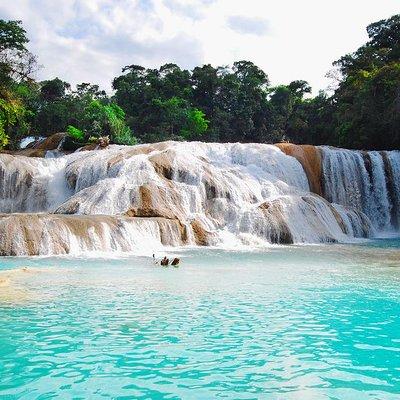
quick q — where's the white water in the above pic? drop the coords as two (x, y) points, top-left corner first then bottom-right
(387, 151), (400, 229)
(0, 154), (71, 213)
(321, 147), (400, 232)
(1, 142), (398, 255)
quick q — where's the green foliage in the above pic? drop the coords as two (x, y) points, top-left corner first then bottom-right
(66, 125), (84, 142)
(145, 96), (208, 141)
(332, 62), (400, 149)
(1, 16), (400, 151)
(105, 103), (137, 145)
(40, 78), (69, 101)
(181, 109), (209, 140)
(0, 20), (28, 52)
(28, 81), (136, 146)
(113, 61), (273, 143)
(326, 14), (400, 149)
(0, 102), (10, 148)
(0, 19), (36, 84)
(0, 19), (36, 149)
(88, 136), (98, 143)
(111, 123), (137, 145)
(0, 94), (28, 149)
(83, 100), (107, 137)
(79, 99), (136, 145)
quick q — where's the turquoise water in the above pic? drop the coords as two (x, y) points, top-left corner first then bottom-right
(1, 241), (400, 399)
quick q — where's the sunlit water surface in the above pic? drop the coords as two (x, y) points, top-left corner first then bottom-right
(1, 240), (400, 399)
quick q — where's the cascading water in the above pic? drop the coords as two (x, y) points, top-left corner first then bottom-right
(1, 141), (395, 255)
(0, 154), (71, 213)
(386, 151), (400, 229)
(321, 147), (400, 232)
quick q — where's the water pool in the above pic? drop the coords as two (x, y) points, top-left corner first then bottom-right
(1, 241), (400, 399)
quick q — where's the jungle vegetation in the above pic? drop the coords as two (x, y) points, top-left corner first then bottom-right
(0, 15), (399, 150)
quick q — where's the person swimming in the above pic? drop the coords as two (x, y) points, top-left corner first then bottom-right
(171, 258), (180, 267)
(160, 256), (169, 266)
(153, 255), (180, 267)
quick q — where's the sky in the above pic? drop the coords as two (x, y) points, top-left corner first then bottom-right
(1, 0), (399, 93)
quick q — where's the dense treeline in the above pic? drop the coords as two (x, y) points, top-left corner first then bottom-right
(0, 15), (399, 150)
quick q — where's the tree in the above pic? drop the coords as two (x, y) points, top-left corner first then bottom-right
(367, 14), (400, 62)
(147, 97), (208, 141)
(0, 19), (37, 149)
(0, 97), (27, 148)
(0, 20), (37, 84)
(190, 64), (220, 140)
(40, 78), (70, 101)
(2, 15), (400, 151)
(268, 80), (312, 142)
(333, 64), (400, 149)
(209, 61), (272, 142)
(181, 109), (209, 140)
(67, 99), (136, 145)
(329, 14), (400, 149)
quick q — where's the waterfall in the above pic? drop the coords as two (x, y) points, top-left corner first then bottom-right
(0, 154), (71, 213)
(2, 141), (397, 255)
(386, 151), (400, 229)
(320, 147), (400, 232)
(0, 214), (185, 256)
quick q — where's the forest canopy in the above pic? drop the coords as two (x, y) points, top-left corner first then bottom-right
(0, 15), (399, 150)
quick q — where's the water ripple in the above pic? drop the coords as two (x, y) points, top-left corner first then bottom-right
(1, 245), (400, 398)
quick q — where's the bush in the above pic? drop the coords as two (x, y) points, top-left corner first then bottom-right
(73, 100), (137, 145)
(112, 127), (137, 145)
(88, 136), (98, 143)
(108, 116), (137, 145)
(67, 125), (84, 142)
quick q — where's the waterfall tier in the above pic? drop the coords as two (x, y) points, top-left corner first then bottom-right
(0, 140), (398, 256)
(321, 147), (400, 231)
(0, 214), (187, 256)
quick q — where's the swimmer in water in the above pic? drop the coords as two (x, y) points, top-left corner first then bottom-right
(171, 258), (180, 267)
(160, 256), (169, 266)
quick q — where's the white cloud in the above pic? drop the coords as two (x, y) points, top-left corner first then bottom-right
(163, 0), (208, 20)
(0, 0), (399, 93)
(227, 15), (269, 35)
